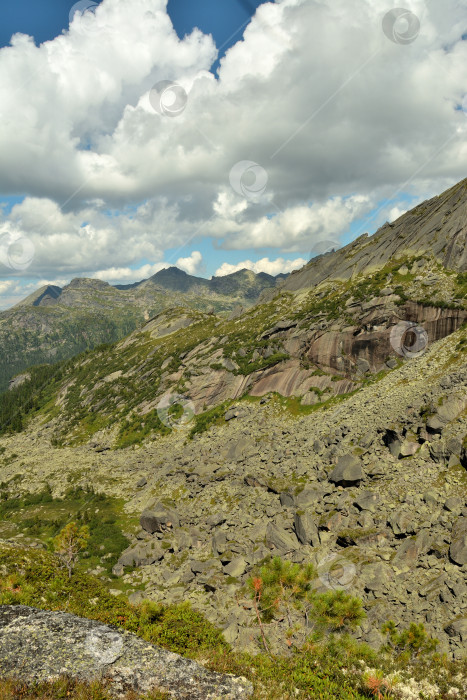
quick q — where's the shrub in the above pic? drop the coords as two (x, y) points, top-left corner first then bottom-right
(53, 522), (90, 578)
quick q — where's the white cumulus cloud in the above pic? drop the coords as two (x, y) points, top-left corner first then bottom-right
(0, 0), (466, 293)
(215, 256), (307, 278)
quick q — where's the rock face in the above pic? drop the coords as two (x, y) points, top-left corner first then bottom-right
(0, 605), (252, 699)
(280, 177), (467, 294)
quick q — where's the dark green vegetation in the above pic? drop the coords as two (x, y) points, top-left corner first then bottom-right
(0, 486), (131, 576)
(0, 363), (63, 433)
(0, 308), (138, 393)
(0, 545), (465, 699)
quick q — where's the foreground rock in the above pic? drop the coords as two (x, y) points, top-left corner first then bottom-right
(0, 606), (252, 699)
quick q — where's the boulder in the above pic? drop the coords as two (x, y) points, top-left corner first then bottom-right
(223, 557), (247, 578)
(328, 455), (364, 485)
(399, 440), (419, 457)
(118, 542), (164, 568)
(279, 492), (295, 507)
(0, 606), (252, 699)
(444, 497), (464, 514)
(354, 491), (380, 512)
(140, 504), (180, 534)
(450, 517), (467, 566)
(444, 618), (467, 640)
(357, 358), (370, 374)
(293, 512), (320, 547)
(427, 396), (467, 433)
(265, 523), (299, 552)
(388, 510), (416, 536)
(295, 487), (323, 507)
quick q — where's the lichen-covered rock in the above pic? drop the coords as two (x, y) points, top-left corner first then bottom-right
(328, 455), (364, 485)
(450, 517), (467, 566)
(0, 605), (253, 699)
(140, 504), (180, 533)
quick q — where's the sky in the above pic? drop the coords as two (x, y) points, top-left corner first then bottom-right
(0, 0), (467, 308)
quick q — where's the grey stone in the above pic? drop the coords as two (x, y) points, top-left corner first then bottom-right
(354, 491), (380, 512)
(295, 487), (323, 507)
(118, 542), (164, 568)
(279, 492), (295, 507)
(444, 497), (463, 514)
(357, 358), (370, 374)
(0, 606), (252, 699)
(450, 517), (467, 566)
(328, 455), (364, 485)
(444, 618), (467, 640)
(388, 509), (416, 536)
(136, 477), (147, 488)
(265, 523), (299, 551)
(212, 531), (227, 556)
(223, 557), (247, 577)
(140, 505), (180, 534)
(293, 512), (320, 547)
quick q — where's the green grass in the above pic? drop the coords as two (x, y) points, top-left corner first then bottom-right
(0, 486), (132, 577)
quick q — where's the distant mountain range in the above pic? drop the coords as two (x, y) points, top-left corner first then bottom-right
(0, 267), (285, 392)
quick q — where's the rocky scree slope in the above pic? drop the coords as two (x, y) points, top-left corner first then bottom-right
(0, 267), (280, 393)
(1, 324), (466, 659)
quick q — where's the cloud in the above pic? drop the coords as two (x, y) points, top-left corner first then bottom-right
(215, 256), (307, 277)
(92, 262), (169, 284)
(176, 250), (204, 275)
(0, 280), (14, 294)
(90, 251), (203, 284)
(0, 0), (466, 284)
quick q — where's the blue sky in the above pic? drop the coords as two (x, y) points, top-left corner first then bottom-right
(0, 0), (465, 307)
